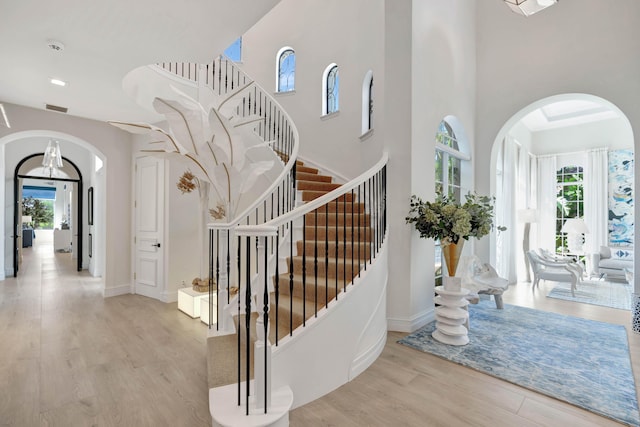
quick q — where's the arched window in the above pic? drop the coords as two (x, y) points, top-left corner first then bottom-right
(434, 119), (469, 286)
(276, 47), (295, 92)
(435, 121), (462, 200)
(361, 71), (373, 134)
(322, 63), (339, 115)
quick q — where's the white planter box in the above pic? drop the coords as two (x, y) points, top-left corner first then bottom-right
(178, 287), (209, 318)
(200, 295), (218, 326)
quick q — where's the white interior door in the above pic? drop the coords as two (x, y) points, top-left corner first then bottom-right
(135, 156), (165, 300)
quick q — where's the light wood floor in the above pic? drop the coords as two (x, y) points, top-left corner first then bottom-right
(0, 231), (211, 426)
(2, 234), (637, 426)
(291, 281), (640, 427)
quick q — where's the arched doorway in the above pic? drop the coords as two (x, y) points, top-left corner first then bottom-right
(490, 93), (634, 283)
(1, 130), (106, 283)
(13, 154), (83, 275)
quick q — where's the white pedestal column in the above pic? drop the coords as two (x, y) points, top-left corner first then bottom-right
(433, 285), (470, 346)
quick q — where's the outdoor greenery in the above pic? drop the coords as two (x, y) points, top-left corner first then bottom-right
(556, 166), (584, 254)
(22, 197), (54, 229)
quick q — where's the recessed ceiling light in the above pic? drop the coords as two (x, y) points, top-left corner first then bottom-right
(50, 78), (67, 87)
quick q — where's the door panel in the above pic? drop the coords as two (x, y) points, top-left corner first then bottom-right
(135, 156), (164, 300)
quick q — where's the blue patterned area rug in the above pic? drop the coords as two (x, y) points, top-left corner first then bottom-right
(547, 279), (632, 310)
(398, 301), (640, 426)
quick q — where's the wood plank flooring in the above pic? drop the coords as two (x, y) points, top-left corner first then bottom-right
(2, 233), (637, 426)
(0, 231), (211, 426)
(290, 280), (639, 426)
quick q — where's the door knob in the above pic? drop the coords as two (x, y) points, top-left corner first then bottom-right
(152, 243), (161, 248)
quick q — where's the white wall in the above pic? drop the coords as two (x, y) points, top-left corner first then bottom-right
(531, 117), (633, 155)
(166, 155), (201, 299)
(0, 103), (130, 293)
(240, 0), (386, 178)
(237, 0), (478, 332)
(476, 0), (640, 271)
(404, 0), (478, 331)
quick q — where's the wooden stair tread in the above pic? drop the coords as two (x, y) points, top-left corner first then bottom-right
(297, 171), (332, 182)
(297, 165), (319, 174)
(302, 191), (355, 202)
(297, 181), (342, 191)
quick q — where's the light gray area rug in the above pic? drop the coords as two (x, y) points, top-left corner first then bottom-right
(398, 301), (640, 426)
(547, 279), (632, 310)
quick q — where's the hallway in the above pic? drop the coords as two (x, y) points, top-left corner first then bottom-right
(0, 231), (211, 426)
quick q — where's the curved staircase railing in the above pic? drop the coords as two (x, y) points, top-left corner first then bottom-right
(218, 152), (388, 419)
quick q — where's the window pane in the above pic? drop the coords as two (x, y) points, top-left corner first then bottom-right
(436, 120), (459, 150)
(435, 243), (442, 286)
(327, 66), (339, 113)
(278, 49), (295, 92)
(555, 165), (584, 254)
(224, 37), (242, 62)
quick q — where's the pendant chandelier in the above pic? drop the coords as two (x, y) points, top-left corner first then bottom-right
(42, 139), (63, 178)
(504, 0), (558, 17)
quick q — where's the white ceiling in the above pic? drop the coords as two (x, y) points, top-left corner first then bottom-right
(520, 99), (621, 132)
(0, 0), (281, 124)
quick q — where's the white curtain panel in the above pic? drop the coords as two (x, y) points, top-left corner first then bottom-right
(529, 155), (538, 247)
(536, 155), (558, 252)
(584, 148), (609, 254)
(516, 145), (530, 281)
(496, 137), (518, 283)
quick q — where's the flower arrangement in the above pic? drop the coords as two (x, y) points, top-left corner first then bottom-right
(406, 192), (503, 246)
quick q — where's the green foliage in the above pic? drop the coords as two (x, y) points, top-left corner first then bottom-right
(555, 168), (584, 253)
(22, 197), (54, 229)
(406, 192), (505, 245)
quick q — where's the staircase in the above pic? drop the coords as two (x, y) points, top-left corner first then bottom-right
(207, 154), (388, 425)
(145, 53), (388, 426)
(276, 161), (370, 325)
(209, 158), (371, 368)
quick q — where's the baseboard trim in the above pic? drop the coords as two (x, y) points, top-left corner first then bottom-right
(349, 329), (387, 380)
(103, 284), (131, 298)
(387, 307), (435, 333)
(162, 289), (178, 303)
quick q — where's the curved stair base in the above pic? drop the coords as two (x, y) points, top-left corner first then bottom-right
(210, 382), (293, 427)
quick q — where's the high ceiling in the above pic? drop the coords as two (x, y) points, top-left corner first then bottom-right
(0, 0), (280, 125)
(520, 99), (621, 132)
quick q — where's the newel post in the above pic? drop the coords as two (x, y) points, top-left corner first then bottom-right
(211, 226), (234, 333)
(236, 224), (278, 413)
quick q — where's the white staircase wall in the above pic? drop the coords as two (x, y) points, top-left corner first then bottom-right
(270, 239), (388, 409)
